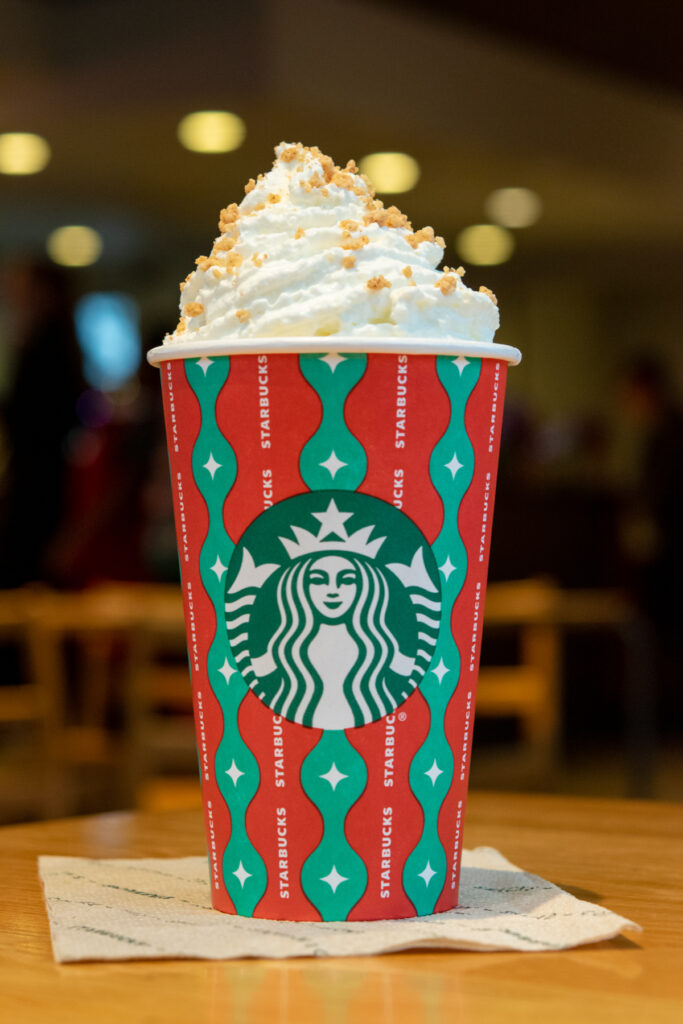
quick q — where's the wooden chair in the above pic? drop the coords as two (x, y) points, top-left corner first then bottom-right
(0, 582), (196, 820)
(85, 583), (197, 810)
(475, 578), (562, 786)
(19, 587), (144, 816)
(0, 587), (65, 820)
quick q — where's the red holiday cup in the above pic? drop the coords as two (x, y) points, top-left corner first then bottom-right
(147, 336), (521, 921)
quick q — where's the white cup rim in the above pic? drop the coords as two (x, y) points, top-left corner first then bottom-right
(147, 337), (522, 366)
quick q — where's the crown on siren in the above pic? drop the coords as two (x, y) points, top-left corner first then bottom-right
(278, 498), (385, 561)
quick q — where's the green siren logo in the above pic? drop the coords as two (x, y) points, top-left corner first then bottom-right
(225, 491), (442, 729)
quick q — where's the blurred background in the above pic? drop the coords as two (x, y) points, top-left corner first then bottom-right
(1, 0), (681, 821)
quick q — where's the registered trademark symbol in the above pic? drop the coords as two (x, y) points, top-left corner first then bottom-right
(398, 711), (407, 722)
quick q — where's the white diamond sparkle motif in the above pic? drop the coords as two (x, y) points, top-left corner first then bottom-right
(197, 357), (214, 375)
(319, 763), (348, 791)
(452, 355), (470, 375)
(211, 555), (228, 580)
(203, 453), (221, 479)
(319, 451), (347, 479)
(425, 759), (444, 785)
(320, 353), (347, 373)
(226, 760), (245, 785)
(232, 861), (252, 887)
(439, 556), (456, 581)
(320, 866), (348, 894)
(418, 861), (437, 886)
(218, 658), (236, 684)
(432, 658), (449, 684)
(445, 451), (464, 478)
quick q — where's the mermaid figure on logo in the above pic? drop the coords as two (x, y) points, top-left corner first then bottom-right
(226, 498), (441, 729)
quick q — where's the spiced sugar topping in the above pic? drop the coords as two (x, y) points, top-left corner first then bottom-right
(366, 275), (392, 291)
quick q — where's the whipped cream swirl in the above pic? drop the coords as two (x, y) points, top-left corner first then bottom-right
(165, 142), (499, 344)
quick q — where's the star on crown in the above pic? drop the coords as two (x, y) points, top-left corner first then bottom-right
(279, 499), (385, 561)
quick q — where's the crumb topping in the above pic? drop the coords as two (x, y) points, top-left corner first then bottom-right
(435, 274), (459, 296)
(402, 266), (413, 278)
(224, 252), (243, 273)
(367, 275), (392, 291)
(244, 178), (256, 194)
(295, 227), (305, 239)
(407, 226), (437, 250)
(341, 235), (370, 251)
(236, 309), (251, 322)
(479, 285), (498, 305)
(218, 203), (239, 232)
(214, 236), (238, 252)
(332, 170), (356, 190)
(320, 155), (335, 182)
(301, 172), (324, 193)
(342, 254), (356, 269)
(197, 254), (230, 273)
(268, 193), (281, 204)
(184, 302), (204, 317)
(364, 202), (411, 230)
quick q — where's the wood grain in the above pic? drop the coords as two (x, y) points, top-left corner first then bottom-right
(0, 792), (681, 1024)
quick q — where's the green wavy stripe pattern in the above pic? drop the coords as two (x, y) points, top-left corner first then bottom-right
(298, 351), (368, 919)
(298, 353), (367, 491)
(187, 355), (267, 915)
(300, 731), (368, 919)
(402, 355), (481, 915)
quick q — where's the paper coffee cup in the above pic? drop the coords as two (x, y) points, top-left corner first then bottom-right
(148, 338), (520, 921)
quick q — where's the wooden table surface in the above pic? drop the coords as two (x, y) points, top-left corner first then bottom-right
(1, 791), (681, 1024)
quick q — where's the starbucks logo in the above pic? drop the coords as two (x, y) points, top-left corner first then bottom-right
(225, 491), (441, 730)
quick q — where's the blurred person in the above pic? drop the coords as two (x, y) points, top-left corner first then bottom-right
(53, 323), (177, 586)
(0, 259), (85, 587)
(617, 355), (683, 617)
(489, 401), (619, 588)
(617, 354), (683, 727)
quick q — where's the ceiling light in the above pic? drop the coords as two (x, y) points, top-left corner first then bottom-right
(455, 224), (515, 266)
(47, 226), (103, 267)
(177, 111), (246, 153)
(0, 132), (51, 175)
(358, 152), (420, 193)
(484, 187), (542, 228)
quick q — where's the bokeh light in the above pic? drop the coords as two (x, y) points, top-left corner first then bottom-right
(485, 187), (542, 228)
(455, 224), (515, 265)
(177, 111), (246, 153)
(358, 152), (420, 193)
(46, 225), (103, 267)
(75, 292), (142, 391)
(0, 132), (51, 175)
